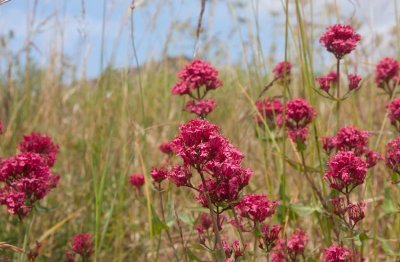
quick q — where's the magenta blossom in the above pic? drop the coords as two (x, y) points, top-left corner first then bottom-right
(329, 197), (347, 216)
(387, 98), (400, 131)
(70, 233), (93, 258)
(288, 127), (309, 144)
(236, 194), (278, 222)
(159, 141), (175, 155)
(18, 132), (59, 167)
(347, 202), (366, 225)
(168, 165), (192, 187)
(320, 24), (361, 59)
(347, 74), (362, 91)
(260, 224), (282, 251)
(129, 174), (145, 188)
(280, 98), (316, 130)
(287, 229), (308, 259)
(273, 61), (292, 80)
(324, 151), (368, 192)
(385, 137), (400, 174)
(150, 167), (168, 184)
(185, 99), (217, 117)
(0, 152), (59, 218)
(375, 57), (399, 89)
(316, 71), (338, 93)
(324, 244), (354, 262)
(255, 97), (283, 128)
(171, 59), (222, 95)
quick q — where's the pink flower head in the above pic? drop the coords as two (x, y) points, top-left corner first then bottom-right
(185, 99), (217, 117)
(365, 150), (382, 168)
(159, 141), (175, 155)
(65, 249), (75, 262)
(0, 152), (59, 218)
(255, 97), (283, 128)
(260, 224), (282, 251)
(199, 212), (212, 230)
(273, 61), (292, 80)
(322, 136), (337, 155)
(70, 233), (93, 257)
(375, 57), (399, 89)
(387, 98), (400, 131)
(280, 98), (316, 130)
(150, 167), (168, 184)
(316, 71), (338, 93)
(334, 126), (370, 155)
(168, 165), (192, 187)
(288, 127), (309, 145)
(320, 24), (361, 59)
(329, 197), (347, 215)
(171, 59), (222, 95)
(236, 194), (278, 222)
(18, 132), (59, 167)
(0, 121), (3, 135)
(385, 137), (400, 174)
(324, 244), (353, 262)
(324, 151), (368, 191)
(347, 74), (362, 91)
(232, 240), (246, 259)
(129, 174), (145, 188)
(287, 229), (308, 258)
(347, 202), (366, 224)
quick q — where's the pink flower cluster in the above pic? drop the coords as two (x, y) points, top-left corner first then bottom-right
(185, 99), (216, 117)
(259, 224), (282, 252)
(66, 233), (93, 261)
(375, 57), (399, 91)
(235, 194), (278, 222)
(329, 197), (366, 226)
(279, 98), (316, 145)
(319, 24), (361, 59)
(223, 239), (246, 260)
(0, 120), (3, 135)
(150, 167), (168, 184)
(168, 118), (252, 206)
(0, 152), (60, 218)
(18, 132), (59, 167)
(129, 173), (145, 189)
(322, 126), (381, 167)
(347, 74), (362, 91)
(255, 97), (283, 128)
(172, 60), (222, 117)
(387, 98), (400, 131)
(159, 140), (176, 155)
(316, 71), (338, 93)
(271, 229), (308, 261)
(323, 244), (354, 262)
(273, 61), (292, 80)
(324, 151), (367, 192)
(385, 137), (400, 175)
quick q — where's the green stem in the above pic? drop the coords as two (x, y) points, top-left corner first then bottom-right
(336, 59), (341, 131)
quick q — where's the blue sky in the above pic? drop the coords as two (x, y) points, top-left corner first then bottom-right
(0, 0), (398, 78)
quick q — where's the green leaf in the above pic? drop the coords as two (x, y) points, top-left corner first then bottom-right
(290, 204), (321, 216)
(177, 212), (195, 225)
(151, 205), (168, 236)
(383, 189), (397, 215)
(186, 248), (202, 261)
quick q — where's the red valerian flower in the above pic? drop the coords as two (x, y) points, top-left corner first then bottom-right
(159, 141), (175, 155)
(323, 244), (354, 262)
(231, 240), (246, 259)
(70, 233), (93, 258)
(236, 194), (278, 222)
(288, 127), (309, 145)
(346, 202), (366, 225)
(255, 97), (283, 128)
(385, 137), (400, 174)
(150, 167), (168, 184)
(273, 61), (292, 80)
(347, 74), (362, 91)
(0, 152), (59, 218)
(387, 98), (400, 131)
(0, 120), (3, 135)
(319, 24), (361, 59)
(324, 151), (368, 192)
(260, 224), (282, 251)
(185, 99), (217, 117)
(287, 229), (308, 259)
(168, 165), (192, 187)
(65, 249), (75, 262)
(129, 174), (145, 188)
(171, 59), (222, 95)
(329, 197), (347, 216)
(375, 57), (399, 89)
(280, 98), (317, 130)
(18, 132), (59, 167)
(365, 150), (383, 168)
(271, 239), (286, 262)
(316, 71), (338, 93)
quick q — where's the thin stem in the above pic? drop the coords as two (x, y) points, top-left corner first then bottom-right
(230, 205), (245, 248)
(197, 168), (226, 261)
(336, 59), (341, 131)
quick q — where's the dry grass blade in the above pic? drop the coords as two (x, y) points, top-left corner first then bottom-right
(0, 242), (25, 254)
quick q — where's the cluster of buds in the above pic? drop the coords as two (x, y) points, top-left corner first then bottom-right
(375, 57), (399, 96)
(65, 233), (93, 262)
(171, 59), (222, 118)
(270, 229), (308, 261)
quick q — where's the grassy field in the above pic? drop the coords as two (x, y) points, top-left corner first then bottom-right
(0, 0), (400, 261)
